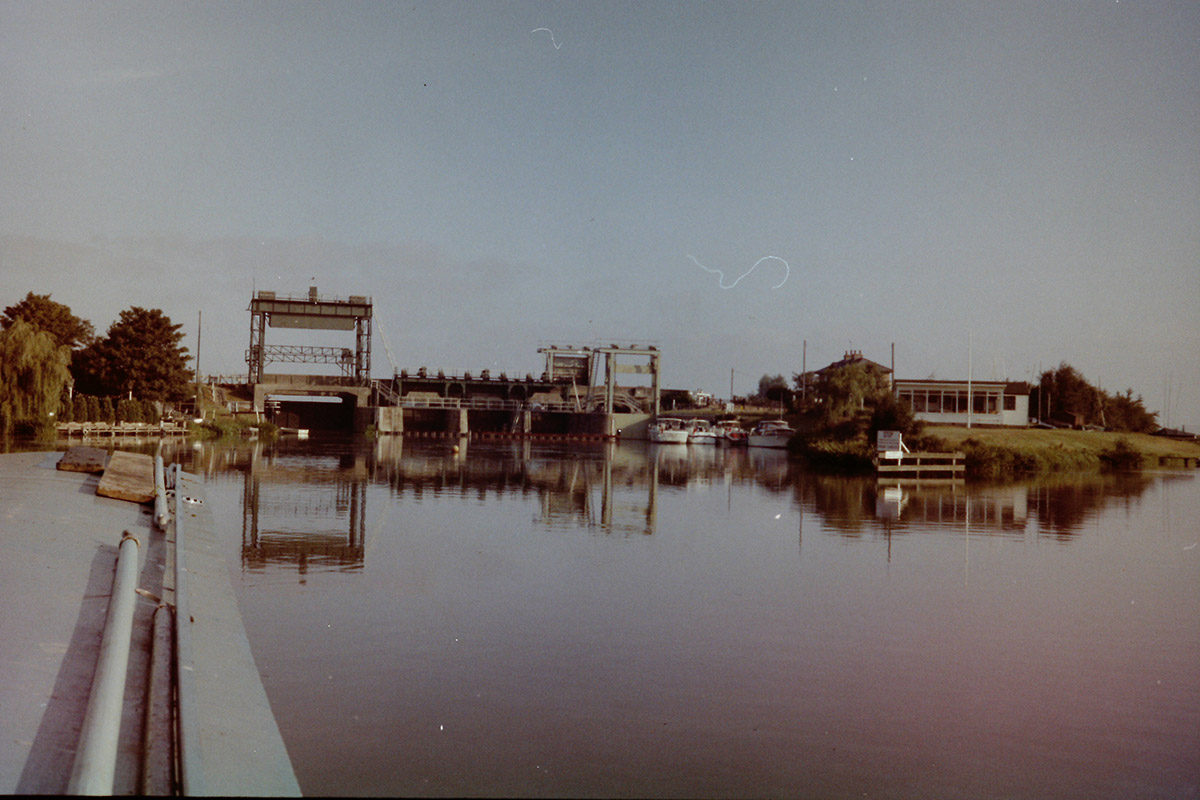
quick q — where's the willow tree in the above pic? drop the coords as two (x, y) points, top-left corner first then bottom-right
(0, 319), (72, 435)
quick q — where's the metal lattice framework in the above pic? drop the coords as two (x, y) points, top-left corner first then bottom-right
(247, 289), (372, 384)
(245, 345), (357, 377)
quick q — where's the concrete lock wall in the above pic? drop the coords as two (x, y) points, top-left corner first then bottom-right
(371, 407), (403, 434)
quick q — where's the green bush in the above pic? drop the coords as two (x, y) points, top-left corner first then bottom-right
(1099, 438), (1143, 471)
(789, 435), (875, 472)
(195, 415), (278, 440)
(960, 438), (1097, 479)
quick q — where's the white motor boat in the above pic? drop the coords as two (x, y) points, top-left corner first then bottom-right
(712, 419), (748, 445)
(648, 417), (690, 444)
(747, 419), (795, 449)
(687, 419), (720, 445)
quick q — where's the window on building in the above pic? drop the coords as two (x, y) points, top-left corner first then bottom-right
(1004, 394), (1016, 411)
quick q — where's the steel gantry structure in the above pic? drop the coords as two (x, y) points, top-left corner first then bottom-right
(247, 287), (372, 384)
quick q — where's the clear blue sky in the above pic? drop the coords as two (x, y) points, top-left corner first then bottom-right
(2, 1), (1197, 429)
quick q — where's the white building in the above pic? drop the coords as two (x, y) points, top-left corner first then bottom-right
(895, 379), (1031, 427)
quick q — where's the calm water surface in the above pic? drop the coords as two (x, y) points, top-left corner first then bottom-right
(108, 437), (1200, 796)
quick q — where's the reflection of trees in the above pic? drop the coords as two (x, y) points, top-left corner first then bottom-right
(1027, 472), (1155, 539)
(808, 472), (1156, 543)
(799, 475), (879, 536)
(187, 435), (1160, 551)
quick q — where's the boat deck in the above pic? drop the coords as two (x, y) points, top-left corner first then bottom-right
(0, 451), (299, 795)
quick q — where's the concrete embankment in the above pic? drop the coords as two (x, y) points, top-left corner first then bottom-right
(0, 450), (300, 795)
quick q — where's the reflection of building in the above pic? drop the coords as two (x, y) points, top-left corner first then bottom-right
(241, 448), (367, 577)
(895, 379), (1030, 427)
(874, 483), (1028, 532)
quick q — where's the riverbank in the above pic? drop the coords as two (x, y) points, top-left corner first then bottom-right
(926, 426), (1200, 478)
(788, 424), (1200, 480)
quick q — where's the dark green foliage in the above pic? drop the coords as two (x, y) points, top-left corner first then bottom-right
(1104, 390), (1157, 434)
(788, 436), (875, 472)
(116, 397), (142, 423)
(73, 307), (191, 401)
(1033, 362), (1157, 432)
(73, 394), (88, 421)
(86, 395), (100, 422)
(2, 292), (94, 350)
(100, 397), (115, 424)
(811, 362), (892, 423)
(0, 319), (73, 435)
(58, 392), (73, 422)
(867, 393), (923, 444)
(140, 399), (160, 423)
(1099, 438), (1143, 471)
(753, 374), (792, 407)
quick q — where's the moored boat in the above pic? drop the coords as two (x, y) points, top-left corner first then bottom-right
(747, 419), (795, 449)
(687, 419), (720, 445)
(648, 417), (690, 444)
(712, 419), (748, 445)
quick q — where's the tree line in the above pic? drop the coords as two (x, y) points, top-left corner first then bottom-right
(0, 292), (192, 435)
(746, 359), (1158, 435)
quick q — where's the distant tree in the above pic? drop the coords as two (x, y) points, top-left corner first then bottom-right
(58, 390), (74, 422)
(86, 395), (100, 422)
(100, 397), (115, 424)
(74, 307), (191, 401)
(73, 393), (88, 422)
(815, 361), (892, 422)
(1036, 363), (1099, 425)
(757, 374), (788, 398)
(867, 392), (922, 444)
(140, 398), (160, 423)
(0, 320), (73, 435)
(1034, 363), (1156, 431)
(1104, 389), (1157, 433)
(2, 292), (94, 350)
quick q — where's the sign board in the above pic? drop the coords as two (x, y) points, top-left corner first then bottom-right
(269, 314), (356, 330)
(876, 430), (903, 452)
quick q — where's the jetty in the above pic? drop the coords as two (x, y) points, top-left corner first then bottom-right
(0, 448), (300, 795)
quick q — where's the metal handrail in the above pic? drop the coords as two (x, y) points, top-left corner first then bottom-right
(66, 531), (141, 795)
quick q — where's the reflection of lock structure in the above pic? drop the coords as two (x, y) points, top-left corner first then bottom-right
(241, 451), (368, 579)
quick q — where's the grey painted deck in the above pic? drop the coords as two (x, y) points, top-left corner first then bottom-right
(0, 451), (300, 795)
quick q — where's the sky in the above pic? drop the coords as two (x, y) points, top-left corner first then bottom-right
(2, 1), (1198, 429)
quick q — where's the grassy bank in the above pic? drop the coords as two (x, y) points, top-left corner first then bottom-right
(924, 426), (1200, 479)
(787, 423), (1200, 480)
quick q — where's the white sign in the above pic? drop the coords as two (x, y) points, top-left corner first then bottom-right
(876, 430), (903, 452)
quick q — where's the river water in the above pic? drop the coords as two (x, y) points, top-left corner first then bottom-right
(27, 435), (1200, 797)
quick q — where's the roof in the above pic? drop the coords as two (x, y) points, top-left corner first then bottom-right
(895, 378), (1031, 395)
(814, 351), (892, 375)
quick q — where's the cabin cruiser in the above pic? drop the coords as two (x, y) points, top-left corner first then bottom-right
(687, 419), (720, 445)
(712, 419), (748, 444)
(647, 417), (690, 444)
(747, 419), (795, 449)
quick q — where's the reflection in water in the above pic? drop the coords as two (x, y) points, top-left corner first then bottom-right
(76, 435), (1197, 798)
(177, 436), (1173, 581)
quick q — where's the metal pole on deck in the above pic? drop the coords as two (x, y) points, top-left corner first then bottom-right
(67, 532), (141, 795)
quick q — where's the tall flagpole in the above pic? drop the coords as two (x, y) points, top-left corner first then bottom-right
(967, 331), (973, 429)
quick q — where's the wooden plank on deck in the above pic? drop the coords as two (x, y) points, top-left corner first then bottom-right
(56, 446), (109, 473)
(96, 451), (156, 503)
